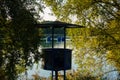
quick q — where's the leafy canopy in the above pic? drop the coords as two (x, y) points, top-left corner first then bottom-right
(0, 0), (44, 79)
(42, 0), (120, 78)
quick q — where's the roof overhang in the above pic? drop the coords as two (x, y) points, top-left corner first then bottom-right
(35, 21), (85, 28)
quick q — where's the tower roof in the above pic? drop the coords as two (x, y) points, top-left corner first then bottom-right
(35, 21), (84, 28)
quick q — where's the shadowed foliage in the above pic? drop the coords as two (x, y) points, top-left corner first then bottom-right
(0, 0), (44, 79)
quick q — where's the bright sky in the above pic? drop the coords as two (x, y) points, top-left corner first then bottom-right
(41, 7), (57, 21)
(40, 7), (77, 23)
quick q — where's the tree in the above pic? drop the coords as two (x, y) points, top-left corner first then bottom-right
(42, 0), (120, 78)
(0, 0), (43, 79)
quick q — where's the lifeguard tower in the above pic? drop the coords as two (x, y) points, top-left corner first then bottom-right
(36, 21), (84, 80)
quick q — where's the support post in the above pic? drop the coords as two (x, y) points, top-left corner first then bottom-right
(55, 71), (58, 80)
(51, 71), (53, 80)
(64, 70), (66, 80)
(51, 27), (54, 80)
(64, 27), (66, 80)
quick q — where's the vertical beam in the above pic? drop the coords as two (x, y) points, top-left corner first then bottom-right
(64, 70), (66, 80)
(51, 26), (54, 80)
(55, 71), (58, 80)
(52, 71), (53, 80)
(64, 27), (66, 80)
(64, 27), (66, 49)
